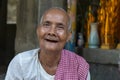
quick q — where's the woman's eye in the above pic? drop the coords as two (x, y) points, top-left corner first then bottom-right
(43, 23), (50, 27)
(57, 25), (64, 30)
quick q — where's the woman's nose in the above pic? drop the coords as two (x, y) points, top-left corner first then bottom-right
(48, 25), (56, 35)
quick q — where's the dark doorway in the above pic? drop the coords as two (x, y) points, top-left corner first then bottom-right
(0, 0), (16, 74)
(0, 0), (8, 67)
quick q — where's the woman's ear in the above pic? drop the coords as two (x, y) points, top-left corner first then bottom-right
(67, 32), (72, 42)
(36, 26), (40, 37)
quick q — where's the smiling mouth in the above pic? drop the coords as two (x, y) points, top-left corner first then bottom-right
(45, 39), (58, 43)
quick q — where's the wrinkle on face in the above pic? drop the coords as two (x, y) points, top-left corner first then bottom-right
(37, 8), (71, 52)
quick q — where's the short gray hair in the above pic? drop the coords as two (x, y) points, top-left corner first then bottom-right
(39, 7), (71, 31)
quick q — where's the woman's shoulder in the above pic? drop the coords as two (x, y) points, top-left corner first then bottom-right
(62, 49), (89, 65)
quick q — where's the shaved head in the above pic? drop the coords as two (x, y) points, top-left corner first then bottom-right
(39, 7), (71, 31)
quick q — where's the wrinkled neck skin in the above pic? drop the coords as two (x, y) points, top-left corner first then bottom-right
(39, 49), (62, 68)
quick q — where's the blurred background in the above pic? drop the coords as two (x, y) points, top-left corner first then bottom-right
(0, 0), (120, 80)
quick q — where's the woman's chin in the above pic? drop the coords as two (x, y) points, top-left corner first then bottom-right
(43, 46), (61, 52)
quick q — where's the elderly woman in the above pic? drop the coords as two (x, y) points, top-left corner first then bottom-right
(5, 7), (90, 80)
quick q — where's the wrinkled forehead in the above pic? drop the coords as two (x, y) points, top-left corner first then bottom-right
(42, 8), (69, 23)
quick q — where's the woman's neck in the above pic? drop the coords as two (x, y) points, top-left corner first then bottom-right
(39, 50), (61, 68)
(38, 50), (61, 75)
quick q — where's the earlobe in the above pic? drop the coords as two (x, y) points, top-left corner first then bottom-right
(36, 28), (38, 35)
(36, 27), (40, 36)
(67, 32), (72, 42)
